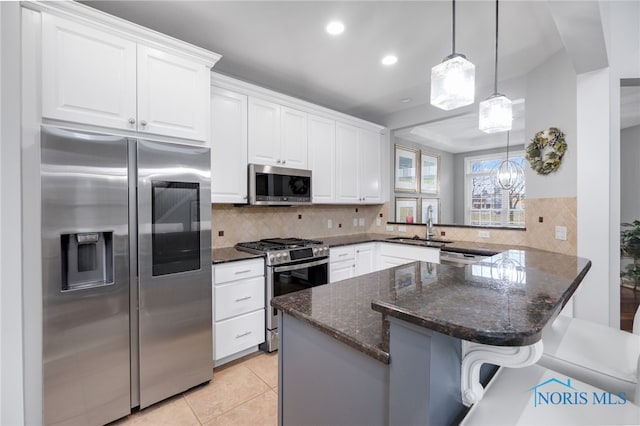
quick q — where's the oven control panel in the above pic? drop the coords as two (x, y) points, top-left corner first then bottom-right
(266, 245), (329, 266)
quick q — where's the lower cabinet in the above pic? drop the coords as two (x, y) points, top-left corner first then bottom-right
(213, 258), (265, 365)
(331, 242), (440, 283)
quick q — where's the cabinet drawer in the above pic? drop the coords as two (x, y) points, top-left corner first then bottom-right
(214, 258), (264, 284)
(330, 245), (355, 263)
(215, 276), (265, 321)
(215, 310), (265, 361)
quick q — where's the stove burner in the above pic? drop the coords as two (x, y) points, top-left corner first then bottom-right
(235, 237), (329, 266)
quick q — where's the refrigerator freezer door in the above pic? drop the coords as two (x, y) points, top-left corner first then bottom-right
(41, 126), (131, 425)
(136, 139), (212, 408)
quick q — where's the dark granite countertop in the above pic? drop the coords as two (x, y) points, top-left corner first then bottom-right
(271, 248), (591, 364)
(212, 247), (262, 264)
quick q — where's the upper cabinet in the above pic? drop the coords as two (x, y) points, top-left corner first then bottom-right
(211, 87), (248, 203)
(309, 114), (336, 203)
(40, 11), (217, 143)
(335, 123), (382, 204)
(211, 73), (384, 205)
(248, 97), (308, 169)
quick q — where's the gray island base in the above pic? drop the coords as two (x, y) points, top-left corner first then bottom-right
(272, 250), (592, 425)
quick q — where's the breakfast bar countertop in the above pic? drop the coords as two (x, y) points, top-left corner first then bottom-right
(271, 248), (591, 364)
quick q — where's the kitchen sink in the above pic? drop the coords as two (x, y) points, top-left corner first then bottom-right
(387, 236), (453, 244)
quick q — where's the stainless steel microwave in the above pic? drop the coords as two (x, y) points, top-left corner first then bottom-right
(248, 164), (312, 206)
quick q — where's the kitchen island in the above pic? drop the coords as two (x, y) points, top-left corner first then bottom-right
(271, 248), (591, 425)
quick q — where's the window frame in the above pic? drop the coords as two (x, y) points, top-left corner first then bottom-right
(463, 151), (526, 227)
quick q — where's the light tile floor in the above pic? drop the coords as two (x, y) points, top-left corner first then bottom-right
(114, 352), (278, 426)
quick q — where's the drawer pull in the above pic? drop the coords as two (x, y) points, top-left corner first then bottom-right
(338, 253), (348, 257)
(234, 269), (252, 274)
(235, 331), (252, 339)
(235, 296), (252, 302)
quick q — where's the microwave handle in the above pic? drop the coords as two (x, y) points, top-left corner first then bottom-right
(273, 257), (329, 273)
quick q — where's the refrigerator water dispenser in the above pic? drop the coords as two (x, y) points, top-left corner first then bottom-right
(61, 231), (114, 290)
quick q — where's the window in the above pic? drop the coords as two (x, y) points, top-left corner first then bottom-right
(464, 152), (525, 227)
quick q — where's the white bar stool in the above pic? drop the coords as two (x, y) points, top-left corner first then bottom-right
(460, 363), (640, 425)
(537, 308), (640, 401)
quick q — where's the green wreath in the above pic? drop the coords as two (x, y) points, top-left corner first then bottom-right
(525, 127), (567, 175)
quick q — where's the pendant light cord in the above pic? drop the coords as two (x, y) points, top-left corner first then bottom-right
(451, 0), (456, 55)
(505, 131), (510, 161)
(493, 0), (499, 94)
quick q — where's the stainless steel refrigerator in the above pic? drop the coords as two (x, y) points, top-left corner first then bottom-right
(41, 126), (212, 425)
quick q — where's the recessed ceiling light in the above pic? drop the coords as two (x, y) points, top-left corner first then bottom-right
(400, 98), (412, 103)
(326, 21), (345, 35)
(381, 55), (398, 66)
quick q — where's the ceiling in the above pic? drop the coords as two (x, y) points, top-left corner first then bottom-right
(394, 98), (526, 153)
(82, 1), (566, 125)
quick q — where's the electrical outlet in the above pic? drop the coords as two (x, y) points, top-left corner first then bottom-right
(386, 225), (394, 232)
(353, 218), (358, 227)
(358, 218), (365, 227)
(376, 218), (382, 226)
(478, 230), (490, 239)
(328, 219), (333, 229)
(398, 225), (407, 233)
(555, 226), (567, 241)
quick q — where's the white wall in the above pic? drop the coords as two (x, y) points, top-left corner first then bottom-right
(1, 2), (25, 425)
(620, 125), (640, 223)
(524, 49), (577, 199)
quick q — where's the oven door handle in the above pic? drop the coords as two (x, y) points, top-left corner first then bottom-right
(273, 257), (329, 273)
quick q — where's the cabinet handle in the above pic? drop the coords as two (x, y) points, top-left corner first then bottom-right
(338, 253), (348, 257)
(235, 296), (252, 302)
(276, 159), (281, 164)
(234, 269), (252, 274)
(282, 160), (286, 164)
(236, 331), (252, 339)
(140, 120), (147, 127)
(128, 118), (135, 125)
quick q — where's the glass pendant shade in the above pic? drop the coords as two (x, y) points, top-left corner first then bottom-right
(495, 158), (523, 190)
(479, 93), (512, 133)
(430, 54), (476, 110)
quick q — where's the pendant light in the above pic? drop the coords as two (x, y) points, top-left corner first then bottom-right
(479, 0), (512, 133)
(495, 132), (523, 190)
(430, 0), (475, 110)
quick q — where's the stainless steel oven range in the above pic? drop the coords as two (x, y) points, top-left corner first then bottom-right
(235, 238), (329, 352)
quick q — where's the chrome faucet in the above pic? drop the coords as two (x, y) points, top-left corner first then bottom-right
(425, 205), (434, 240)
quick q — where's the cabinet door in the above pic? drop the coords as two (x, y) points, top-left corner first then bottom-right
(280, 106), (308, 169)
(355, 244), (376, 276)
(330, 259), (355, 283)
(358, 128), (382, 203)
(137, 45), (210, 142)
(211, 87), (248, 203)
(335, 123), (360, 203)
(309, 114), (336, 203)
(248, 97), (280, 166)
(41, 13), (137, 130)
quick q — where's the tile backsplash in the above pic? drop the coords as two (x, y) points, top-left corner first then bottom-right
(212, 196), (577, 255)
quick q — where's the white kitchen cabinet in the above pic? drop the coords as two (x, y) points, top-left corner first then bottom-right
(280, 106), (308, 169)
(354, 243), (376, 276)
(309, 114), (336, 203)
(136, 45), (210, 141)
(41, 13), (212, 142)
(378, 243), (440, 264)
(358, 128), (382, 203)
(248, 98), (308, 169)
(210, 87), (248, 203)
(335, 123), (360, 203)
(335, 122), (382, 204)
(42, 13), (137, 131)
(213, 258), (265, 364)
(329, 245), (355, 283)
